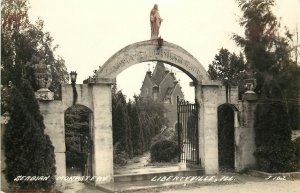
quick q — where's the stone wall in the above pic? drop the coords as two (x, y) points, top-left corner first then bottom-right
(235, 100), (257, 171)
(216, 85), (257, 171)
(39, 83), (114, 186)
(38, 100), (66, 189)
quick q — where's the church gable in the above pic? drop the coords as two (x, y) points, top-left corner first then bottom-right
(163, 82), (184, 104)
(158, 72), (176, 102)
(139, 62), (185, 104)
(151, 61), (167, 85)
(140, 72), (154, 98)
(170, 83), (184, 104)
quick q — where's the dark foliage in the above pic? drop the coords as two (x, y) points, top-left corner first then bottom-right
(234, 0), (299, 172)
(208, 48), (247, 98)
(65, 105), (91, 169)
(3, 81), (56, 189)
(112, 90), (133, 158)
(254, 101), (297, 172)
(112, 89), (168, 165)
(150, 140), (179, 162)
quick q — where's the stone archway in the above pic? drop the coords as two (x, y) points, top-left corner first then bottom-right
(86, 40), (210, 83)
(38, 39), (236, 187)
(84, 39), (223, 184)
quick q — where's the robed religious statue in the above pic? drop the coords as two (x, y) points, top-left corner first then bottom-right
(150, 4), (163, 39)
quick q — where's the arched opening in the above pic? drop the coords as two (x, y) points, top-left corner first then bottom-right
(64, 104), (93, 176)
(218, 104), (235, 171)
(111, 61), (198, 176)
(78, 40), (223, 183)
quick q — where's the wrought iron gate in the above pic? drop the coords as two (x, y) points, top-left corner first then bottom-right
(177, 96), (200, 165)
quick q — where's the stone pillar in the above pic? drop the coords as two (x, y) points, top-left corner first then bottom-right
(39, 101), (66, 189)
(235, 99), (257, 170)
(91, 83), (113, 185)
(195, 81), (221, 175)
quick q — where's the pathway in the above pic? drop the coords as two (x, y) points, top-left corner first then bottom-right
(160, 180), (300, 193)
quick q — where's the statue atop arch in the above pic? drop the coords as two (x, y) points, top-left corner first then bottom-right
(150, 4), (163, 40)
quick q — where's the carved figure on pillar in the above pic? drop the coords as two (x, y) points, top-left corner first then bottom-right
(150, 4), (163, 40)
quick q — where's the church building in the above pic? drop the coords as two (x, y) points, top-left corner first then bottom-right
(140, 61), (184, 128)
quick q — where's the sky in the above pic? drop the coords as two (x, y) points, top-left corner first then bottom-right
(28, 0), (300, 101)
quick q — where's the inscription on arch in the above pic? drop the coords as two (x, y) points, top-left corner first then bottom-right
(96, 40), (210, 82)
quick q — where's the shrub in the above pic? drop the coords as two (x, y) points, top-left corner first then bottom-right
(113, 142), (128, 167)
(254, 102), (297, 172)
(294, 137), (300, 170)
(150, 140), (179, 162)
(151, 127), (177, 145)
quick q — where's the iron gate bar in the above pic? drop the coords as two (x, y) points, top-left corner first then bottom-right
(177, 96), (200, 165)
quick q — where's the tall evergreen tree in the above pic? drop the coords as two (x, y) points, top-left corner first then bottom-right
(234, 0), (298, 171)
(4, 81), (56, 189)
(1, 0), (67, 189)
(112, 90), (168, 161)
(128, 100), (144, 155)
(233, 0), (297, 97)
(112, 91), (133, 158)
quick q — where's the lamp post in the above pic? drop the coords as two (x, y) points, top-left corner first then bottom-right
(70, 71), (77, 85)
(70, 71), (78, 105)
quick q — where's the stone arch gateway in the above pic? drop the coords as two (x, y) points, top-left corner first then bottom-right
(36, 39), (251, 188)
(82, 39), (226, 184)
(95, 40), (210, 82)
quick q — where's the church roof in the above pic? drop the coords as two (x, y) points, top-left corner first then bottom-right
(151, 61), (166, 85)
(141, 61), (183, 102)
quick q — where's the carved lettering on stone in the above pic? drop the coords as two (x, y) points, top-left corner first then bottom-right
(98, 45), (206, 81)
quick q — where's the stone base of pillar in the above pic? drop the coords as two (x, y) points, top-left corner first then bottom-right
(35, 88), (54, 100)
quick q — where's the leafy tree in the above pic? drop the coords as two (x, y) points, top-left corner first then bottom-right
(3, 81), (56, 189)
(208, 48), (247, 98)
(1, 0), (68, 99)
(234, 0), (298, 171)
(233, 0), (297, 97)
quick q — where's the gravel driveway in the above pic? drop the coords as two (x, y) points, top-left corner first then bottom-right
(160, 180), (300, 193)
